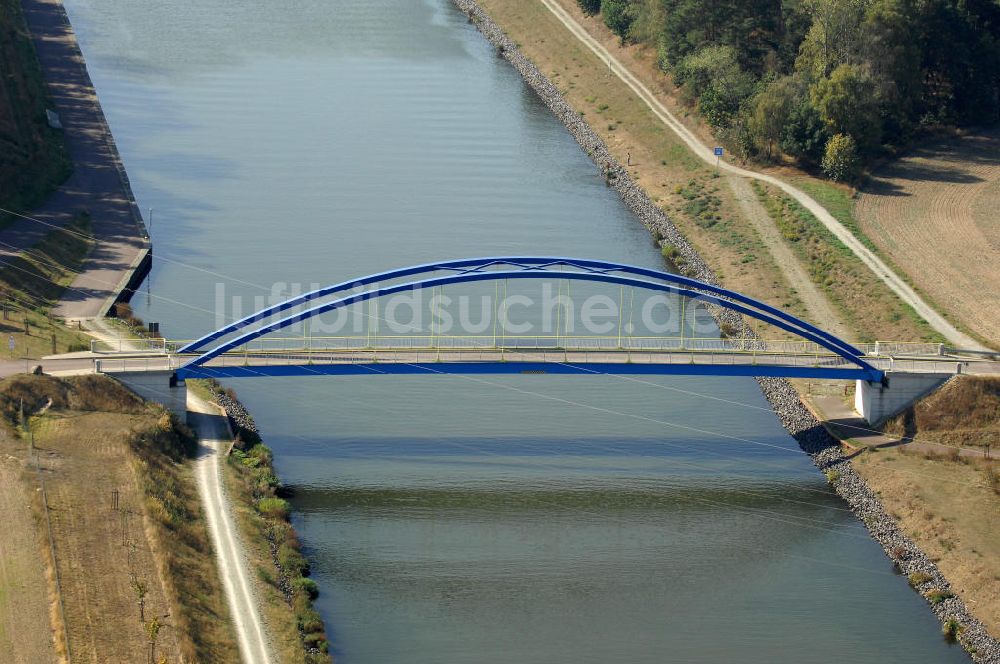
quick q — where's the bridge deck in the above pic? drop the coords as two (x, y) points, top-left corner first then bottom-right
(84, 345), (986, 381)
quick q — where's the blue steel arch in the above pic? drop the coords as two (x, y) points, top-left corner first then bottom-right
(180, 257), (862, 359)
(180, 258), (882, 380)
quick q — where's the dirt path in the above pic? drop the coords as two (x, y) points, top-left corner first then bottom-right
(8, 0), (149, 321)
(188, 392), (273, 664)
(726, 177), (851, 339)
(0, 453), (57, 664)
(536, 0), (984, 350)
(857, 129), (1000, 348)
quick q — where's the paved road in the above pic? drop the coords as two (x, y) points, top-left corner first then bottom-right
(537, 0), (986, 351)
(11, 0), (149, 321)
(188, 393), (273, 664)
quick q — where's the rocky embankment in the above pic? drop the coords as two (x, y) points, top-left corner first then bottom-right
(452, 1), (1000, 660)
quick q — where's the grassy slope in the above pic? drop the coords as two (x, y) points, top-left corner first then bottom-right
(0, 214), (93, 357)
(883, 377), (1000, 450)
(0, 0), (71, 214)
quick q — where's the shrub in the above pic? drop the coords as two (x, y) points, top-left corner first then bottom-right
(824, 469), (840, 484)
(821, 133), (861, 183)
(908, 571), (933, 587)
(257, 497), (290, 520)
(925, 588), (953, 604)
(278, 543), (310, 577)
(294, 577), (320, 600)
(576, 0), (600, 15)
(943, 617), (963, 643)
(296, 608), (324, 634)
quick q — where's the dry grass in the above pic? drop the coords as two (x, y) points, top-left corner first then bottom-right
(852, 447), (1000, 637)
(884, 376), (1000, 449)
(0, 439), (58, 663)
(0, 214), (94, 357)
(856, 128), (1000, 348)
(0, 374), (239, 663)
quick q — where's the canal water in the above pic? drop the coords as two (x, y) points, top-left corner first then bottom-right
(64, 0), (966, 661)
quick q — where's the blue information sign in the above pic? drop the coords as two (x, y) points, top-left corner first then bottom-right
(713, 147), (724, 156)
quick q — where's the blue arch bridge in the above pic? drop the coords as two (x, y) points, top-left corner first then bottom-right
(86, 258), (982, 422)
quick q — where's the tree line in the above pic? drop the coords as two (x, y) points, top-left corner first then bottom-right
(577, 0), (1000, 181)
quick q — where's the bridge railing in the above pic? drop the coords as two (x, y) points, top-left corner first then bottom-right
(91, 337), (168, 353)
(177, 335), (847, 357)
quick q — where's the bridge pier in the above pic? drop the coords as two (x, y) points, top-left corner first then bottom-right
(855, 372), (953, 425)
(106, 370), (187, 419)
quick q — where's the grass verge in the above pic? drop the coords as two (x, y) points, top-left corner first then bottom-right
(0, 213), (93, 357)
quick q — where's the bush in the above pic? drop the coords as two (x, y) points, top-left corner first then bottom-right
(257, 497), (290, 520)
(824, 469), (840, 484)
(908, 571), (933, 587)
(925, 588), (953, 604)
(601, 0), (632, 39)
(821, 133), (861, 183)
(294, 577), (320, 600)
(278, 543), (310, 577)
(576, 0), (600, 15)
(942, 617), (963, 643)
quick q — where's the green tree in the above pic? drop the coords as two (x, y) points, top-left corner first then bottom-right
(676, 45), (756, 128)
(749, 76), (799, 158)
(810, 63), (882, 152)
(601, 0), (633, 39)
(821, 133), (861, 182)
(779, 97), (828, 163)
(576, 0), (601, 16)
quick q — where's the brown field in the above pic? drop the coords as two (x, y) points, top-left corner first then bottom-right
(857, 129), (1000, 348)
(852, 448), (1000, 637)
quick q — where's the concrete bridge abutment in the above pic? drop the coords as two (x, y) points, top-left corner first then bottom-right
(106, 370), (188, 420)
(855, 372), (953, 425)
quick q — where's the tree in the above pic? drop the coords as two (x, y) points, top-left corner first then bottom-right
(576, 0), (601, 16)
(780, 97), (828, 163)
(821, 133), (861, 182)
(601, 0), (633, 40)
(131, 576), (148, 623)
(676, 46), (756, 128)
(749, 76), (799, 159)
(810, 63), (882, 152)
(145, 616), (162, 664)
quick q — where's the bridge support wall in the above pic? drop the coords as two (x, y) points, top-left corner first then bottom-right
(107, 370), (187, 419)
(855, 372), (953, 425)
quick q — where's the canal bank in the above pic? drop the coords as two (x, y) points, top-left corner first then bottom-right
(453, 0), (999, 659)
(14, 0), (150, 321)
